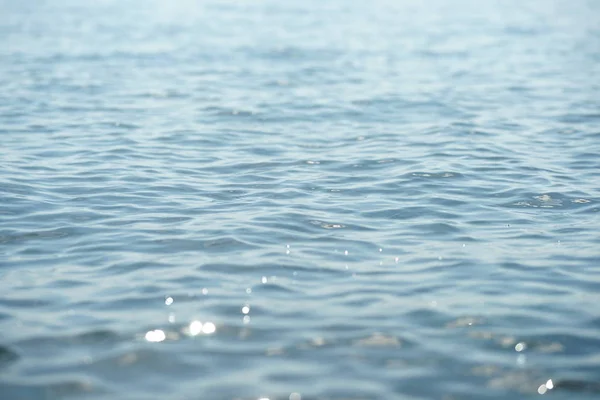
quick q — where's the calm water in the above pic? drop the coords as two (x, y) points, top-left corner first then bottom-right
(1, 0), (600, 399)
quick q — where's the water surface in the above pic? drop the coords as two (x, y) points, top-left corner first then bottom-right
(1, 0), (600, 399)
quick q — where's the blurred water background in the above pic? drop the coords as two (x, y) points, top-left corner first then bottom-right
(1, 0), (600, 399)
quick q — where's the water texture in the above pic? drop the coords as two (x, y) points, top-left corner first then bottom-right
(1, 0), (600, 399)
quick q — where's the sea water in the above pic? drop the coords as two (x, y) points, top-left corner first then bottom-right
(1, 0), (599, 399)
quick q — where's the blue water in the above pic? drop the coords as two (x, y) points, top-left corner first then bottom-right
(1, 0), (600, 399)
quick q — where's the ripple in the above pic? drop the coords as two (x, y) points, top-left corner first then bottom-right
(0, 345), (19, 368)
(553, 379), (600, 394)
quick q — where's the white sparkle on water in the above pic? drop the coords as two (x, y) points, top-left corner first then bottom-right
(145, 329), (166, 342)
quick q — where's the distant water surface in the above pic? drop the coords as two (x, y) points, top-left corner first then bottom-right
(1, 0), (600, 399)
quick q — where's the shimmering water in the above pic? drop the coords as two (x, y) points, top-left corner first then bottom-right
(1, 0), (600, 399)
